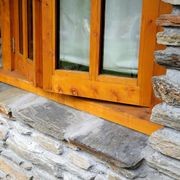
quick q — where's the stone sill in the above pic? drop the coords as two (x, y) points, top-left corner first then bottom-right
(0, 82), (148, 169)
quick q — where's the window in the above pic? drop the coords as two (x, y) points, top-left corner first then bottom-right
(42, 0), (166, 107)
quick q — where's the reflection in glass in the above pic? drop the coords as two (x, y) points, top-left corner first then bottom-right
(102, 0), (142, 77)
(57, 0), (90, 71)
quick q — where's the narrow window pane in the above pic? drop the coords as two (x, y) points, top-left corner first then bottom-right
(102, 0), (142, 77)
(18, 0), (23, 54)
(27, 0), (33, 60)
(57, 0), (90, 71)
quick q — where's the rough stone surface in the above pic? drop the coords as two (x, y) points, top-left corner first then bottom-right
(66, 120), (148, 168)
(149, 128), (180, 160)
(0, 156), (33, 180)
(32, 132), (63, 155)
(153, 75), (180, 106)
(68, 152), (93, 170)
(12, 100), (148, 169)
(163, 0), (180, 5)
(154, 47), (180, 70)
(145, 146), (180, 180)
(157, 27), (180, 46)
(151, 103), (180, 130)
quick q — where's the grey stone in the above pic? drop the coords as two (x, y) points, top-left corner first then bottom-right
(0, 156), (33, 180)
(20, 161), (33, 171)
(151, 103), (180, 130)
(157, 27), (180, 46)
(68, 152), (93, 170)
(14, 101), (102, 141)
(154, 47), (180, 70)
(66, 120), (148, 168)
(6, 129), (96, 179)
(94, 174), (107, 180)
(0, 149), (24, 166)
(32, 132), (63, 155)
(163, 0), (180, 5)
(166, 69), (180, 84)
(149, 128), (180, 160)
(144, 146), (180, 180)
(0, 83), (12, 93)
(153, 75), (180, 106)
(0, 169), (7, 179)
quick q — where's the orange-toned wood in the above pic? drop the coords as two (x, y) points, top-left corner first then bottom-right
(0, 0), (13, 70)
(89, 0), (102, 81)
(12, 0), (34, 82)
(0, 69), (163, 136)
(42, 0), (171, 107)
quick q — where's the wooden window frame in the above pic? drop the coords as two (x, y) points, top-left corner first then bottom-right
(42, 0), (169, 107)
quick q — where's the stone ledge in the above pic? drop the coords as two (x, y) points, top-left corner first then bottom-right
(149, 128), (180, 160)
(154, 47), (180, 70)
(151, 103), (180, 130)
(0, 83), (148, 170)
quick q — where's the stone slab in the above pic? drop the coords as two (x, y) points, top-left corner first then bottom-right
(13, 100), (148, 169)
(154, 47), (180, 70)
(66, 120), (148, 168)
(0, 156), (32, 180)
(153, 75), (180, 106)
(157, 14), (180, 27)
(149, 128), (180, 160)
(144, 146), (180, 180)
(151, 103), (180, 130)
(157, 27), (180, 46)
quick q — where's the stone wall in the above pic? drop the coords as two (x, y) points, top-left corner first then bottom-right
(144, 0), (180, 180)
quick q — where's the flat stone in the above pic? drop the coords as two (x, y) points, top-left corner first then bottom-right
(14, 101), (102, 141)
(154, 47), (180, 70)
(6, 129), (96, 179)
(151, 103), (180, 130)
(68, 152), (93, 170)
(157, 14), (180, 27)
(163, 0), (180, 5)
(0, 83), (12, 93)
(153, 75), (180, 106)
(149, 128), (180, 160)
(166, 69), (180, 84)
(32, 132), (63, 155)
(157, 27), (180, 46)
(66, 120), (148, 168)
(0, 156), (33, 180)
(144, 146), (180, 180)
(0, 169), (7, 179)
(1, 149), (24, 166)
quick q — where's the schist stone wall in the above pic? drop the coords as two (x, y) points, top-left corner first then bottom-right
(144, 0), (180, 180)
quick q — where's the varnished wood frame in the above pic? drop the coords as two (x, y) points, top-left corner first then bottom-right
(42, 0), (171, 107)
(1, 0), (42, 85)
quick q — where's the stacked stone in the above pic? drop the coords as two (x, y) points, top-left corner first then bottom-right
(145, 1), (180, 180)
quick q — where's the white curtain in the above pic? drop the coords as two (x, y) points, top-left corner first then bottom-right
(59, 0), (90, 66)
(103, 0), (142, 75)
(59, 0), (142, 75)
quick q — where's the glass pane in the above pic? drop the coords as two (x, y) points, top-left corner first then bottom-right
(102, 0), (142, 77)
(18, 0), (23, 54)
(27, 0), (33, 60)
(57, 0), (90, 71)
